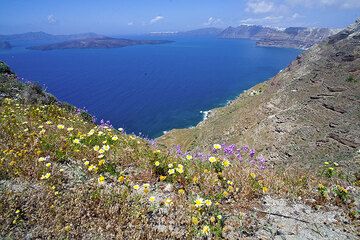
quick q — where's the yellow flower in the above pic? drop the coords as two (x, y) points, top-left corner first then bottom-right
(149, 196), (155, 202)
(178, 189), (185, 195)
(118, 176), (125, 183)
(59, 168), (64, 172)
(112, 136), (118, 141)
(176, 165), (184, 174)
(98, 131), (104, 136)
(262, 186), (269, 193)
(334, 162), (339, 166)
(209, 157), (216, 163)
(193, 176), (199, 184)
(98, 159), (105, 166)
(192, 216), (199, 225)
(168, 169), (175, 175)
(84, 161), (90, 166)
(154, 161), (160, 166)
(38, 157), (46, 162)
(57, 124), (65, 129)
(210, 216), (216, 223)
(213, 144), (221, 150)
(222, 160), (230, 167)
(194, 197), (204, 208)
(15, 210), (20, 214)
(98, 149), (105, 154)
(87, 129), (95, 136)
(186, 155), (193, 160)
(250, 173), (256, 179)
(73, 139), (80, 144)
(46, 163), (51, 167)
(154, 149), (161, 154)
(168, 163), (173, 168)
(93, 145), (100, 151)
(205, 199), (212, 207)
(133, 185), (140, 190)
(40, 173), (51, 180)
(217, 215), (222, 220)
(202, 225), (210, 235)
(223, 191), (229, 197)
(67, 127), (74, 132)
(227, 180), (233, 185)
(159, 175), (167, 181)
(46, 120), (52, 125)
(88, 165), (96, 171)
(98, 175), (105, 184)
(97, 154), (104, 159)
(102, 145), (110, 151)
(164, 198), (173, 206)
(143, 183), (150, 188)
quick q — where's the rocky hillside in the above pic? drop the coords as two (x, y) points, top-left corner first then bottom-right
(159, 20), (360, 173)
(219, 25), (338, 49)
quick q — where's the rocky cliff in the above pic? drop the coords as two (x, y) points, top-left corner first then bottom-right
(219, 25), (339, 49)
(159, 20), (360, 172)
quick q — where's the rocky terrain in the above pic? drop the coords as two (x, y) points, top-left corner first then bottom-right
(0, 31), (104, 42)
(27, 37), (174, 50)
(219, 25), (339, 49)
(159, 20), (360, 173)
(149, 27), (224, 37)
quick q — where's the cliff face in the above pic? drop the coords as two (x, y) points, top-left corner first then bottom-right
(159, 20), (360, 171)
(219, 25), (338, 49)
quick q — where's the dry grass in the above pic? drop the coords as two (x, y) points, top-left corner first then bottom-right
(0, 98), (358, 239)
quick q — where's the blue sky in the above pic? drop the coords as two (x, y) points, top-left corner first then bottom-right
(1, 0), (359, 34)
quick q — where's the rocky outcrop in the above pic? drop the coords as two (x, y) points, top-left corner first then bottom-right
(219, 25), (339, 49)
(159, 19), (360, 172)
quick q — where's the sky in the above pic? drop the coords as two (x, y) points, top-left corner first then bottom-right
(0, 0), (359, 35)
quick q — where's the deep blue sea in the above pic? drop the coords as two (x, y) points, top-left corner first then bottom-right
(0, 36), (301, 138)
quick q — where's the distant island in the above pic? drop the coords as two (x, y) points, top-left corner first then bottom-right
(27, 37), (174, 50)
(0, 41), (12, 49)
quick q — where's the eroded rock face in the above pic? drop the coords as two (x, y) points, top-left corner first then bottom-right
(159, 19), (360, 172)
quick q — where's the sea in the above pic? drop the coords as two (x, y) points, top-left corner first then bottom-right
(0, 36), (301, 138)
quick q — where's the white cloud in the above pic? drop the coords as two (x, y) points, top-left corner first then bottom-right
(246, 1), (274, 14)
(240, 15), (284, 25)
(150, 15), (164, 24)
(47, 14), (57, 24)
(287, 0), (360, 9)
(204, 17), (223, 26)
(127, 22), (134, 26)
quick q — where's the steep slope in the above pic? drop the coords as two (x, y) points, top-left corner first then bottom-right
(219, 25), (338, 49)
(159, 20), (360, 172)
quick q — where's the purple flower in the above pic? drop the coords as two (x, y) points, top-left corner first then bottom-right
(249, 149), (256, 158)
(224, 144), (236, 155)
(242, 145), (249, 152)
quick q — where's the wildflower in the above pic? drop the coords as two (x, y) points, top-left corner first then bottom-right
(98, 131), (104, 136)
(205, 199), (212, 207)
(192, 216), (199, 225)
(15, 210), (20, 214)
(73, 139), (80, 144)
(46, 121), (52, 125)
(67, 127), (74, 132)
(213, 144), (221, 150)
(112, 136), (118, 141)
(176, 164), (184, 173)
(118, 128), (124, 132)
(93, 145), (100, 151)
(133, 185), (140, 190)
(57, 124), (65, 129)
(98, 159), (105, 166)
(99, 149), (105, 154)
(202, 225), (210, 235)
(168, 169), (175, 175)
(194, 197), (204, 208)
(46, 163), (51, 167)
(38, 157), (46, 162)
(143, 183), (150, 188)
(87, 129), (95, 136)
(149, 196), (155, 203)
(40, 173), (51, 180)
(223, 191), (229, 197)
(97, 154), (104, 159)
(217, 215), (222, 220)
(227, 180), (233, 185)
(168, 163), (173, 168)
(186, 155), (193, 160)
(102, 145), (110, 151)
(250, 173), (256, 179)
(84, 161), (90, 166)
(210, 216), (216, 223)
(98, 175), (105, 184)
(88, 165), (96, 171)
(154, 161), (160, 166)
(262, 186), (269, 193)
(118, 176), (125, 183)
(193, 176), (199, 184)
(159, 176), (167, 181)
(209, 157), (216, 163)
(164, 198), (173, 206)
(324, 161), (330, 165)
(222, 160), (230, 167)
(178, 189), (185, 195)
(154, 149), (161, 154)
(59, 168), (64, 172)
(334, 162), (339, 166)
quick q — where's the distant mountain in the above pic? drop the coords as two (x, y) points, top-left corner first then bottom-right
(0, 31), (104, 42)
(0, 41), (12, 49)
(149, 27), (223, 37)
(219, 25), (340, 49)
(27, 37), (174, 50)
